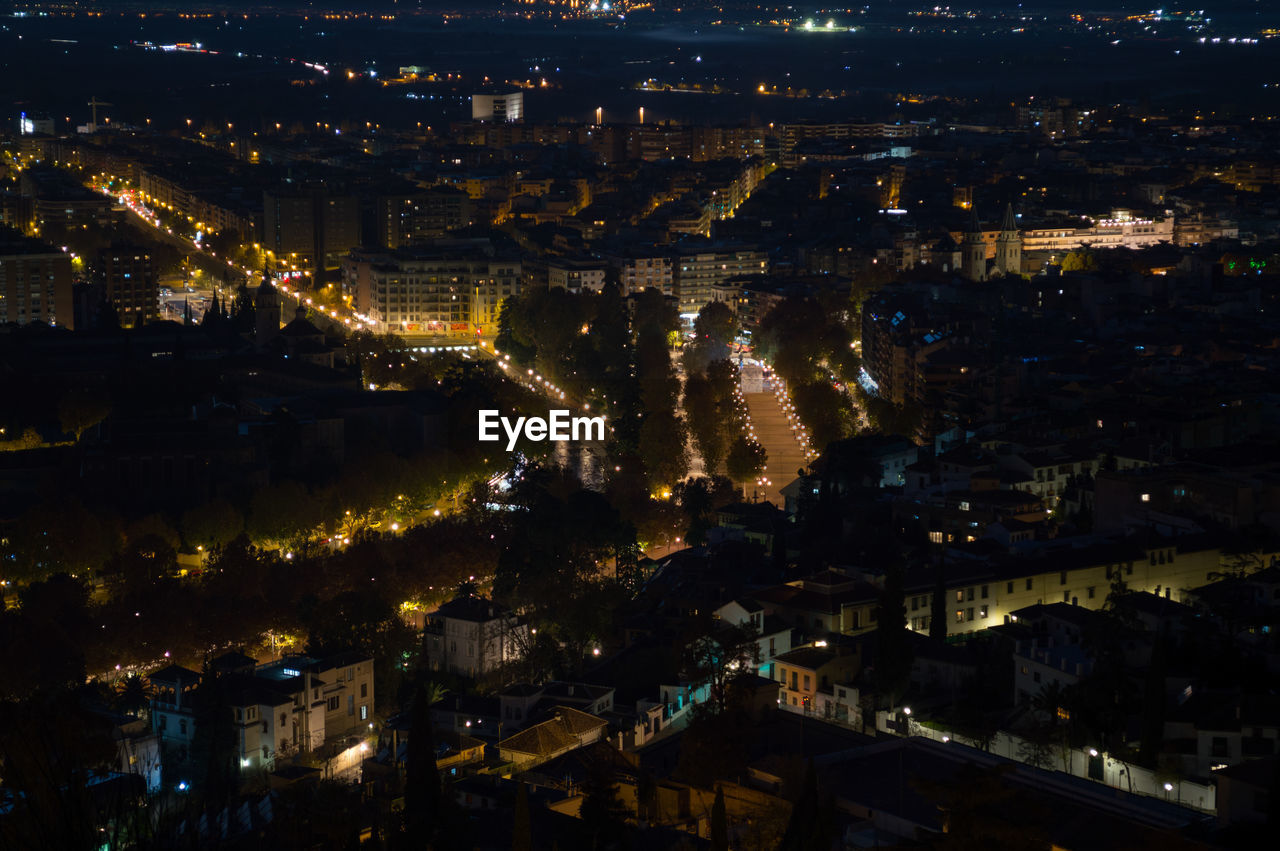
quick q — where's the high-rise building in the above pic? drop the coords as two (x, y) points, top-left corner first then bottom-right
(375, 188), (474, 248)
(99, 244), (158, 328)
(263, 187), (361, 283)
(0, 227), (74, 328)
(471, 91), (524, 123)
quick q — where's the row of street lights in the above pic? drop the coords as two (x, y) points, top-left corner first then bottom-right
(762, 363), (819, 462)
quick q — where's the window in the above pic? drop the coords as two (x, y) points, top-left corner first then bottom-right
(979, 605), (988, 619)
(967, 608), (974, 621)
(179, 719), (187, 735)
(1060, 571), (1067, 585)
(981, 585), (989, 599)
(1212, 737), (1230, 758)
(1007, 581), (1014, 594)
(1064, 591), (1071, 603)
(790, 671), (798, 690)
(1033, 671), (1041, 683)
(955, 610), (965, 623)
(328, 696), (340, 712)
(911, 596), (919, 611)
(959, 500), (971, 511)
(348, 695), (355, 716)
(360, 705), (368, 721)
(1087, 586), (1096, 599)
(1026, 578), (1034, 591)
(956, 590), (964, 603)
(360, 683), (368, 699)
(803, 675), (810, 691)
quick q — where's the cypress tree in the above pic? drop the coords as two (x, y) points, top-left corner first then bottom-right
(512, 782), (532, 851)
(709, 786), (728, 851)
(405, 685), (441, 847)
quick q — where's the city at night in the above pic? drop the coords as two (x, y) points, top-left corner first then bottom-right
(2, 1), (1280, 848)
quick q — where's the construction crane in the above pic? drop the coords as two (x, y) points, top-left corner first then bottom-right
(87, 96), (112, 130)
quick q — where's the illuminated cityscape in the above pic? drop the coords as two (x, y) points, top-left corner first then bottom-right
(2, 1), (1280, 848)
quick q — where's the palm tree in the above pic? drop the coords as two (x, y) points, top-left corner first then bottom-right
(115, 674), (154, 720)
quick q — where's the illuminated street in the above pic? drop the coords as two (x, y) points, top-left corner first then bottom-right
(741, 373), (812, 507)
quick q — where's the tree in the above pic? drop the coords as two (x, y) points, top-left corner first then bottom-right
(684, 373), (729, 475)
(512, 782), (533, 851)
(673, 476), (736, 546)
(579, 755), (629, 848)
(792, 380), (854, 450)
(710, 786), (728, 851)
(188, 670), (239, 809)
(0, 691), (124, 850)
(725, 436), (767, 483)
(691, 300), (739, 365)
(638, 410), (690, 488)
(930, 555), (949, 641)
(248, 481), (315, 544)
(1061, 250), (1098, 272)
(405, 684), (441, 847)
(778, 759), (834, 851)
(873, 560), (912, 707)
(58, 387), (111, 442)
(680, 615), (761, 716)
(114, 674), (154, 720)
(1138, 625), (1169, 767)
(181, 499), (244, 552)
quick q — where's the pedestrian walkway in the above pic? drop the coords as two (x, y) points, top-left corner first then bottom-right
(742, 374), (813, 507)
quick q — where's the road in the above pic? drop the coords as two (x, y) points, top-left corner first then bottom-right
(741, 369), (815, 508)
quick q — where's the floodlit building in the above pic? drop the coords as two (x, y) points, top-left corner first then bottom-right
(471, 91), (524, 123)
(673, 244), (768, 318)
(423, 594), (528, 679)
(148, 651), (374, 775)
(1021, 210), (1175, 253)
(341, 239), (520, 336)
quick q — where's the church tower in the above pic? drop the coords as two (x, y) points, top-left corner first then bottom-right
(995, 203), (1022, 277)
(254, 271), (281, 350)
(962, 209), (987, 282)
